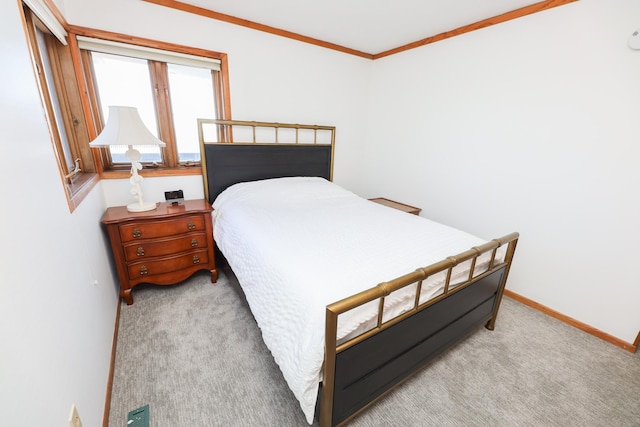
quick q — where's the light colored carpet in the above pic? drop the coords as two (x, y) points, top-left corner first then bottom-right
(108, 271), (640, 426)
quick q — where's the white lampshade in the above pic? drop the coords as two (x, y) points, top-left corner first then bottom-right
(90, 106), (166, 148)
(89, 106), (166, 212)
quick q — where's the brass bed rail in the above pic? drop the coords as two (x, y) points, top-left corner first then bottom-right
(321, 231), (519, 426)
(197, 118), (336, 146)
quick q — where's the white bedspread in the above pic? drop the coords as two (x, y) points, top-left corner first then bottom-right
(212, 177), (496, 424)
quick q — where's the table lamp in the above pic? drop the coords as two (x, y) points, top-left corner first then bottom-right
(90, 106), (166, 212)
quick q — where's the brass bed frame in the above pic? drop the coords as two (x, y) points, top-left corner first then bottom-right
(198, 119), (519, 426)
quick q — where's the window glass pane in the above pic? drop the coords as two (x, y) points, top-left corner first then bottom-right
(91, 52), (161, 164)
(36, 28), (74, 171)
(167, 63), (216, 163)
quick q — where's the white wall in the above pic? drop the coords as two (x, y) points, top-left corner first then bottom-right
(0, 1), (119, 426)
(363, 0), (640, 343)
(64, 0), (373, 207)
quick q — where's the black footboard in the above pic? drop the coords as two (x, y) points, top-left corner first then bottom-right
(327, 266), (506, 426)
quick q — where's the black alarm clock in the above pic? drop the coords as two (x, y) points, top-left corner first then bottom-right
(164, 189), (184, 205)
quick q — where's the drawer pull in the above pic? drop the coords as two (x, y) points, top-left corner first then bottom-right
(140, 265), (148, 275)
(187, 221), (196, 230)
(193, 255), (200, 264)
(132, 228), (142, 238)
(136, 247), (145, 256)
(191, 238), (198, 247)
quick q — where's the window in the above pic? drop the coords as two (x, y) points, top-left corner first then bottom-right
(90, 52), (161, 164)
(77, 35), (228, 173)
(20, 2), (230, 209)
(21, 3), (98, 211)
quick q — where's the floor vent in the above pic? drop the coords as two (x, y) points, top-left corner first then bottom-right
(127, 404), (149, 427)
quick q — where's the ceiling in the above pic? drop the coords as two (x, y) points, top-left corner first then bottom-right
(175, 0), (549, 55)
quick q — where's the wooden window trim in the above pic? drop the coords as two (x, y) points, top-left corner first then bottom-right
(20, 5), (98, 212)
(150, 61), (175, 167)
(67, 25), (232, 178)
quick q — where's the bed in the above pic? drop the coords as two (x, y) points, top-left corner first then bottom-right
(198, 119), (519, 426)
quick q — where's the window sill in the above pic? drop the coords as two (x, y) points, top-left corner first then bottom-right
(99, 167), (202, 179)
(66, 172), (100, 212)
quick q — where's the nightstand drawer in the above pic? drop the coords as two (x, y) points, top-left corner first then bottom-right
(122, 233), (209, 262)
(127, 249), (210, 280)
(119, 215), (206, 242)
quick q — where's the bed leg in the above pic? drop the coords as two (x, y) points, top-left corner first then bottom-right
(485, 318), (496, 331)
(321, 306), (339, 427)
(485, 280), (506, 331)
(485, 236), (518, 332)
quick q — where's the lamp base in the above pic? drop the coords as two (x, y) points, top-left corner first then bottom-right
(127, 201), (158, 212)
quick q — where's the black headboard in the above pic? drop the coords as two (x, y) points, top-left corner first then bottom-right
(198, 120), (335, 203)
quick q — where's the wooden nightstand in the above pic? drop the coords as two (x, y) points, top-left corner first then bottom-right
(369, 197), (422, 215)
(101, 199), (218, 305)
